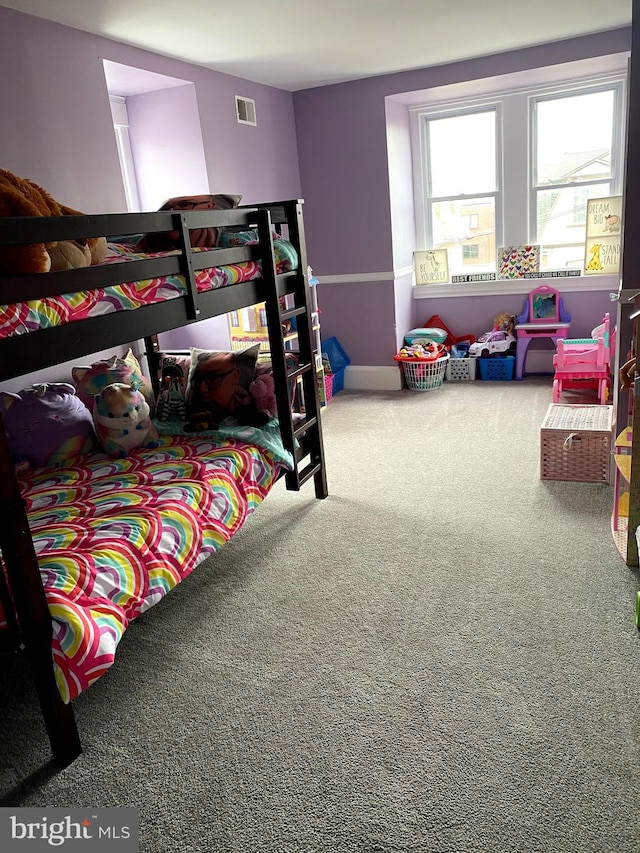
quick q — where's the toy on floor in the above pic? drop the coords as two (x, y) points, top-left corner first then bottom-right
(421, 314), (475, 349)
(397, 342), (446, 360)
(552, 313), (615, 405)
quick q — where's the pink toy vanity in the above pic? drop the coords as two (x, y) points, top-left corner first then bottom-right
(514, 285), (571, 380)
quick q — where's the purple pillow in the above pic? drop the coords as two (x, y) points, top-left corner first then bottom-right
(0, 382), (97, 469)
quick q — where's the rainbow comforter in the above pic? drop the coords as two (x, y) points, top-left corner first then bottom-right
(0, 238), (297, 339)
(4, 426), (291, 702)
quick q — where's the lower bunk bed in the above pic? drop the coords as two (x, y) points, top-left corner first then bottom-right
(0, 198), (327, 764)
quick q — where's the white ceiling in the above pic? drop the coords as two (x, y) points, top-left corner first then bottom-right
(0, 0), (633, 91)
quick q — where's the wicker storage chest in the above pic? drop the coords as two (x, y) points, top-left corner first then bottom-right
(540, 404), (613, 483)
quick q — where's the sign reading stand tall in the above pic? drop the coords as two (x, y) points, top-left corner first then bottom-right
(584, 196), (622, 275)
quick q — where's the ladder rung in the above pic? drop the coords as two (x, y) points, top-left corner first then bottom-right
(286, 362), (313, 380)
(293, 415), (317, 439)
(297, 461), (322, 486)
(281, 306), (306, 321)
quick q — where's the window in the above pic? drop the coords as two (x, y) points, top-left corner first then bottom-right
(420, 107), (499, 277)
(412, 68), (626, 282)
(109, 95), (141, 213)
(532, 85), (622, 270)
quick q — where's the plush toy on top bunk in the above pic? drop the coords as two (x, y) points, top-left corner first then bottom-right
(0, 169), (108, 275)
(93, 383), (159, 458)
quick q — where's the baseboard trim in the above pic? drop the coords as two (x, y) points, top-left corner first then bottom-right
(339, 356), (554, 391)
(342, 365), (402, 392)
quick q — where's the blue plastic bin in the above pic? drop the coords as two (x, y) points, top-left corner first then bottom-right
(321, 337), (350, 394)
(477, 356), (515, 381)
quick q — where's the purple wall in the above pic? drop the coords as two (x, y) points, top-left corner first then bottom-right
(0, 6), (301, 213)
(0, 5), (631, 381)
(0, 5), (302, 374)
(295, 28), (631, 369)
(128, 85), (210, 210)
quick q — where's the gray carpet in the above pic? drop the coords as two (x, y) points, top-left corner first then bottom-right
(2, 378), (640, 853)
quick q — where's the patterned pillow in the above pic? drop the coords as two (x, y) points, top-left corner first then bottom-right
(0, 383), (97, 469)
(217, 229), (298, 272)
(72, 349), (155, 412)
(135, 194), (243, 253)
(184, 345), (260, 430)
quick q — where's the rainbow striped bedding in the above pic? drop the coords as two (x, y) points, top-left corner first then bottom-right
(3, 430), (290, 702)
(0, 239), (297, 339)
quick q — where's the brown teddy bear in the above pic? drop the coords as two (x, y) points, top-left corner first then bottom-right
(0, 169), (107, 275)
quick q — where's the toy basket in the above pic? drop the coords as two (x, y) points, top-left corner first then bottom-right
(445, 357), (476, 381)
(477, 356), (515, 381)
(394, 354), (449, 391)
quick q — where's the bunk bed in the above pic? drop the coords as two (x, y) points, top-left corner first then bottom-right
(0, 199), (328, 765)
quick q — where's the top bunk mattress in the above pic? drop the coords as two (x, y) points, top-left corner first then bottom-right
(0, 236), (298, 340)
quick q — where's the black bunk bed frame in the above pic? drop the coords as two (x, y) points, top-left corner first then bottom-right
(0, 199), (327, 764)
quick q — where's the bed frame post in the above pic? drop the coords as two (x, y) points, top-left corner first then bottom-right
(0, 413), (81, 765)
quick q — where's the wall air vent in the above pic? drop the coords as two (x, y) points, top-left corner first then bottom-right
(235, 95), (257, 126)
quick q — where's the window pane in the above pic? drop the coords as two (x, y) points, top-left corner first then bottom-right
(428, 111), (496, 197)
(536, 182), (610, 270)
(431, 198), (495, 275)
(536, 90), (614, 187)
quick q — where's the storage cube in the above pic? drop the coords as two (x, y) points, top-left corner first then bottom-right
(324, 373), (333, 403)
(445, 357), (476, 381)
(540, 404), (613, 483)
(477, 356), (515, 381)
(332, 368), (345, 394)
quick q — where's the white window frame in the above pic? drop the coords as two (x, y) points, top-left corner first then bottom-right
(409, 58), (628, 298)
(110, 95), (141, 213)
(416, 101), (503, 262)
(529, 78), (626, 258)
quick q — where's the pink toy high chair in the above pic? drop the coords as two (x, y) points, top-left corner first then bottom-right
(551, 313), (616, 405)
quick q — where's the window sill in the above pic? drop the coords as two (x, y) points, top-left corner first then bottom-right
(413, 274), (620, 299)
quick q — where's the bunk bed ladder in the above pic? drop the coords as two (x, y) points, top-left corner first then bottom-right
(257, 203), (328, 499)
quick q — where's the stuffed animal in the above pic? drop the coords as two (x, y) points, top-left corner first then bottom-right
(620, 357), (637, 391)
(249, 366), (277, 423)
(155, 357), (187, 422)
(0, 382), (96, 470)
(93, 383), (159, 458)
(0, 169), (108, 276)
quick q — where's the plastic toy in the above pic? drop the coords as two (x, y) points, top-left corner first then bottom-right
(552, 312), (616, 405)
(468, 329), (516, 358)
(421, 315), (475, 349)
(404, 327), (447, 346)
(514, 285), (571, 379)
(397, 342), (445, 360)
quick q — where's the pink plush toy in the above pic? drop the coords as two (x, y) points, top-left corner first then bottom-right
(249, 367), (277, 420)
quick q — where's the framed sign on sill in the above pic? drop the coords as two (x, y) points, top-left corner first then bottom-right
(413, 249), (449, 285)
